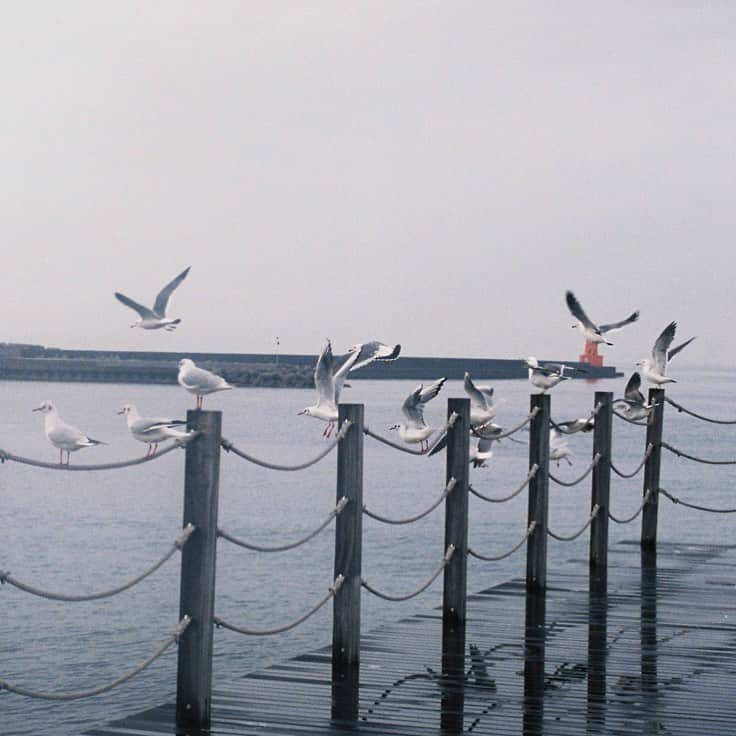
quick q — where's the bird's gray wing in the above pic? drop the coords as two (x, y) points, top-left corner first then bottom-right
(333, 347), (359, 404)
(463, 372), (486, 409)
(401, 385), (428, 427)
(153, 266), (190, 317)
(419, 377), (446, 404)
(652, 321), (677, 374)
(131, 417), (185, 434)
(668, 336), (696, 363)
(565, 291), (599, 331)
(115, 292), (156, 320)
(599, 310), (640, 334)
(476, 437), (494, 454)
(314, 342), (337, 402)
(624, 372), (645, 403)
(349, 341), (401, 371)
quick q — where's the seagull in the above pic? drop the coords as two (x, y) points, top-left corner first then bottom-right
(114, 267), (190, 331)
(553, 416), (595, 434)
(565, 291), (640, 346)
(177, 359), (233, 409)
(389, 377), (446, 452)
(299, 340), (401, 437)
(33, 401), (105, 465)
(470, 437), (495, 468)
(463, 372), (499, 427)
(525, 357), (577, 392)
(118, 404), (190, 456)
(613, 372), (655, 421)
(636, 321), (696, 386)
(549, 429), (573, 467)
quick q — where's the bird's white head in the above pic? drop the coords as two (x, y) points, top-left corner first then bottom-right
(525, 356), (539, 368)
(33, 400), (55, 414)
(178, 358), (194, 369)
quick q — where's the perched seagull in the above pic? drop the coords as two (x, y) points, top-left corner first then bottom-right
(549, 429), (573, 467)
(553, 416), (595, 434)
(114, 266), (191, 331)
(470, 437), (495, 468)
(33, 401), (105, 465)
(299, 340), (401, 437)
(389, 377), (446, 452)
(565, 291), (640, 346)
(636, 321), (696, 386)
(613, 372), (656, 421)
(463, 372), (498, 427)
(118, 404), (190, 456)
(177, 359), (233, 409)
(525, 357), (576, 393)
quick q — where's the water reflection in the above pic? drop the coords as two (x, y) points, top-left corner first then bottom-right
(523, 590), (546, 735)
(440, 618), (466, 734)
(587, 590), (608, 733)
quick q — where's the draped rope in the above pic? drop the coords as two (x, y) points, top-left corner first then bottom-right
(664, 396), (736, 425)
(488, 407), (540, 440)
(660, 487), (736, 514)
(217, 498), (348, 552)
(0, 525), (194, 601)
(361, 546), (454, 602)
(611, 444), (653, 479)
(0, 616), (190, 700)
(469, 465), (538, 504)
(363, 478), (456, 525)
(549, 454), (601, 487)
(612, 411), (648, 426)
(661, 441), (736, 465)
(363, 413), (458, 456)
(609, 489), (652, 524)
(547, 505), (599, 541)
(213, 576), (344, 636)
(221, 421), (351, 471)
(468, 522), (537, 561)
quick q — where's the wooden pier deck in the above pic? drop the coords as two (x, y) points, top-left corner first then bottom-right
(84, 540), (736, 736)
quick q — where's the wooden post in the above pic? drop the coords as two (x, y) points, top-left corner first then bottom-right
(331, 404), (364, 722)
(641, 388), (664, 551)
(526, 393), (550, 592)
(589, 392), (612, 594)
(176, 410), (222, 729)
(442, 398), (470, 629)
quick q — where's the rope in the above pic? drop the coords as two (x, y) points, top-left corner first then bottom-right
(549, 454), (601, 487)
(661, 441), (736, 465)
(220, 421), (351, 471)
(363, 478), (456, 525)
(490, 407), (540, 440)
(660, 487), (736, 514)
(213, 575), (344, 636)
(608, 489), (652, 524)
(469, 465), (538, 504)
(549, 402), (601, 434)
(612, 411), (648, 426)
(610, 445), (653, 479)
(547, 505), (599, 541)
(0, 616), (190, 700)
(665, 396), (736, 425)
(468, 521), (537, 561)
(218, 498), (348, 552)
(363, 413), (458, 456)
(361, 546), (454, 602)
(0, 525), (194, 601)
(0, 437), (192, 471)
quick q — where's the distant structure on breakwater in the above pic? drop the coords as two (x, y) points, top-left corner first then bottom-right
(0, 343), (620, 386)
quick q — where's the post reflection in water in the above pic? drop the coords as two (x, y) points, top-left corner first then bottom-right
(440, 617), (467, 735)
(331, 661), (359, 723)
(586, 589), (608, 733)
(523, 589), (546, 736)
(641, 548), (658, 695)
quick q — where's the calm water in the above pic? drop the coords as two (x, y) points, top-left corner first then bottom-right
(1, 368), (734, 735)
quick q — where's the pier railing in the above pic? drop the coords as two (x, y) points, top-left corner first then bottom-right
(2, 386), (736, 729)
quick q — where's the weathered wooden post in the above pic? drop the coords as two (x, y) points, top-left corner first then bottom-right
(526, 394), (550, 591)
(331, 404), (364, 722)
(589, 392), (612, 594)
(641, 388), (664, 552)
(176, 410), (222, 729)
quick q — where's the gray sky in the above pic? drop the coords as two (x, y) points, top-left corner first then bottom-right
(1, 2), (734, 366)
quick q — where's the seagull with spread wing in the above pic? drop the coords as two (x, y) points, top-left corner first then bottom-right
(463, 372), (499, 427)
(636, 322), (695, 386)
(613, 372), (656, 421)
(565, 290), (639, 346)
(389, 377), (446, 452)
(114, 267), (191, 331)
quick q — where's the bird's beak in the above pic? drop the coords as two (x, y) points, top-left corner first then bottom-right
(117, 409), (125, 415)
(32, 407), (42, 412)
(388, 424), (399, 431)
(297, 410), (306, 415)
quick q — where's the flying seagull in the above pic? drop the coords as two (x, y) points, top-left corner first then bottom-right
(33, 401), (105, 465)
(549, 429), (573, 467)
(115, 267), (191, 330)
(389, 377), (446, 452)
(177, 359), (233, 409)
(613, 372), (656, 421)
(565, 291), (639, 346)
(463, 372), (499, 427)
(524, 357), (579, 393)
(470, 437), (495, 468)
(118, 404), (190, 456)
(636, 321), (695, 386)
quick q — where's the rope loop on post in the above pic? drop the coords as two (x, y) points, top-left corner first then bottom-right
(469, 465), (538, 504)
(660, 441), (736, 465)
(0, 524), (194, 602)
(0, 616), (190, 701)
(218, 498), (348, 552)
(660, 487), (736, 514)
(361, 545), (454, 602)
(468, 521), (537, 562)
(664, 396), (736, 425)
(220, 421), (352, 471)
(610, 444), (654, 479)
(363, 478), (456, 525)
(608, 489), (652, 524)
(549, 454), (601, 487)
(213, 575), (344, 636)
(547, 505), (600, 541)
